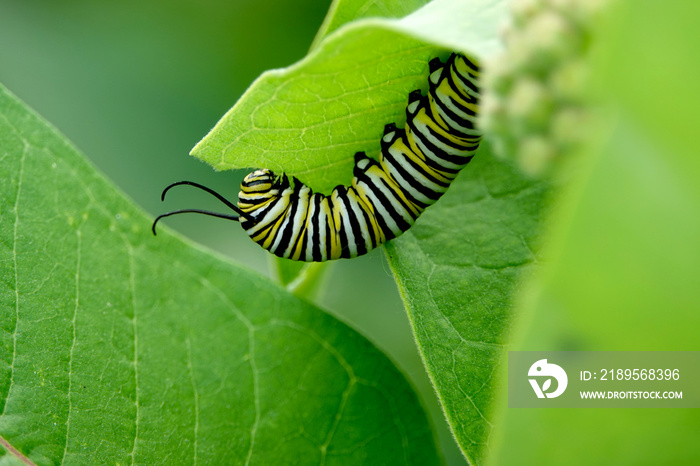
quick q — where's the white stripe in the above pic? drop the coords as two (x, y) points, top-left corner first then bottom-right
(244, 190), (290, 237)
(331, 192), (357, 258)
(281, 186), (311, 258)
(346, 190), (373, 252)
(381, 153), (440, 205)
(356, 179), (401, 235)
(367, 172), (414, 226)
(430, 94), (480, 137)
(436, 84), (476, 122)
(451, 66), (480, 99)
(304, 196), (317, 261)
(318, 198), (330, 261)
(414, 111), (473, 158)
(407, 125), (467, 171)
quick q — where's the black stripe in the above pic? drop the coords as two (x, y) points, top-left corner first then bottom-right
(289, 190), (313, 259)
(458, 53), (479, 72)
(242, 194), (286, 233)
(242, 179), (273, 188)
(405, 128), (462, 174)
(429, 57), (443, 73)
(408, 89), (422, 104)
(441, 55), (479, 100)
(352, 151), (372, 179)
(380, 123), (398, 150)
(433, 73), (478, 114)
(404, 99), (463, 173)
(449, 57), (479, 95)
(362, 156), (418, 212)
(346, 188), (376, 251)
(448, 92), (477, 116)
(253, 192), (291, 228)
(238, 195), (274, 206)
(384, 129), (451, 189)
(330, 187), (348, 258)
(430, 89), (476, 133)
(428, 71), (442, 91)
(273, 175), (291, 191)
(380, 176), (421, 221)
(418, 102), (476, 159)
(406, 114), (472, 169)
(354, 194), (378, 249)
(310, 195), (322, 262)
(453, 55), (479, 78)
(271, 185), (303, 257)
(355, 186), (394, 241)
(252, 219), (280, 247)
(381, 142), (441, 203)
(338, 188), (368, 257)
(325, 203), (333, 260)
(420, 102), (471, 149)
(355, 169), (412, 235)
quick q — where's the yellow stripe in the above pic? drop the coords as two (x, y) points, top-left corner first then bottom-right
(353, 183), (386, 244)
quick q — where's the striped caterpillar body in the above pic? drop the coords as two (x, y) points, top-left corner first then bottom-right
(153, 53), (481, 261)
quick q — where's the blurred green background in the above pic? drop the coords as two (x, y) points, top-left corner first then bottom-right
(0, 0), (465, 463)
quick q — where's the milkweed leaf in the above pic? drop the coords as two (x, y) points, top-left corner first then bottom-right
(0, 84), (440, 465)
(191, 0), (506, 194)
(385, 145), (550, 464)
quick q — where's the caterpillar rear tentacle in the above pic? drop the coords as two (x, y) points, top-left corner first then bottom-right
(153, 53), (481, 261)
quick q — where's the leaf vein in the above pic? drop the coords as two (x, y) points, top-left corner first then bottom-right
(60, 229), (82, 465)
(185, 338), (200, 465)
(0, 132), (26, 418)
(127, 243), (140, 466)
(191, 274), (259, 466)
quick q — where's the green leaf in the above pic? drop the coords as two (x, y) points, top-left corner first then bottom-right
(385, 146), (550, 464)
(191, 0), (506, 194)
(311, 0), (430, 50)
(488, 1), (700, 464)
(0, 85), (440, 464)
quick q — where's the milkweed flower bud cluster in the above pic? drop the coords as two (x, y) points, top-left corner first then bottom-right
(480, 0), (610, 176)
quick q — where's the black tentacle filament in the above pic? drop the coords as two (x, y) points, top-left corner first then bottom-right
(152, 180), (253, 236)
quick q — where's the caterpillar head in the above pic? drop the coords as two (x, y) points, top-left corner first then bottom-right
(238, 169), (289, 224)
(241, 169), (276, 192)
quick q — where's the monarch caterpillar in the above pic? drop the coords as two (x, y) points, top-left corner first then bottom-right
(153, 53), (481, 261)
